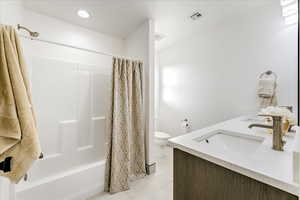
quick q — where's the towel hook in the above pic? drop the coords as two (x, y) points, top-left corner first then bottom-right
(259, 70), (277, 80)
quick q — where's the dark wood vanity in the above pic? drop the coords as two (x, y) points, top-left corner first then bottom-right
(174, 149), (298, 200)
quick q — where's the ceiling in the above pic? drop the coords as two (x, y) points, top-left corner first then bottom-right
(22, 0), (278, 49)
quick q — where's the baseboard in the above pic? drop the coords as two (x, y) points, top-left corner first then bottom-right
(146, 162), (156, 175)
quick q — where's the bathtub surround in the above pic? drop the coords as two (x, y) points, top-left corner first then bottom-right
(105, 57), (146, 193)
(0, 25), (41, 182)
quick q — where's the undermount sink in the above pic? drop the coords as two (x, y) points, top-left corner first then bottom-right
(194, 130), (265, 155)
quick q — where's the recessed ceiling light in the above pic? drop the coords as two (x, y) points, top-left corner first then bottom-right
(77, 9), (90, 19)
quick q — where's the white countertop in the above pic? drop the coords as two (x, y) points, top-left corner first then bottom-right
(168, 116), (300, 196)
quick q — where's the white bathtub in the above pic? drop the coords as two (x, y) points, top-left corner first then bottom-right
(0, 160), (106, 200)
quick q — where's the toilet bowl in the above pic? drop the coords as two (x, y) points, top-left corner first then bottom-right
(154, 131), (171, 147)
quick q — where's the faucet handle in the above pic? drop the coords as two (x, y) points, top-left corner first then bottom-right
(258, 114), (282, 121)
(279, 106), (293, 112)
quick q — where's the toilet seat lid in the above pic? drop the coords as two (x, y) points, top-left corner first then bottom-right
(155, 131), (171, 139)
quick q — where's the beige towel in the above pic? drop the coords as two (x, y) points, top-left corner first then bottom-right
(0, 25), (41, 182)
(258, 77), (276, 98)
(257, 74), (277, 109)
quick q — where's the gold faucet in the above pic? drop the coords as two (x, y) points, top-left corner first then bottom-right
(248, 115), (285, 151)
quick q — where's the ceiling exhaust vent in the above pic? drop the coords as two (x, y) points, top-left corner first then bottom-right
(190, 12), (202, 20)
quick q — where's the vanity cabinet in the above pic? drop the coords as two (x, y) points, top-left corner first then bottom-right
(174, 149), (298, 200)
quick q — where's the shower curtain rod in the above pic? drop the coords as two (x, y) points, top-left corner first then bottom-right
(18, 34), (134, 59)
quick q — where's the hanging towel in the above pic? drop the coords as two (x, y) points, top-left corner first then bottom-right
(258, 77), (276, 98)
(257, 72), (277, 108)
(0, 24), (41, 182)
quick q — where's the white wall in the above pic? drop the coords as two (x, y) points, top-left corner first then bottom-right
(125, 20), (156, 166)
(154, 51), (160, 125)
(0, 2), (125, 200)
(157, 3), (298, 136)
(0, 2), (124, 58)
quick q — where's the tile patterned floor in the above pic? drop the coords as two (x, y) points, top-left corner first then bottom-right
(89, 147), (173, 200)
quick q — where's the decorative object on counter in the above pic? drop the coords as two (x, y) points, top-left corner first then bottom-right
(257, 70), (277, 109)
(181, 118), (192, 134)
(279, 106), (295, 132)
(0, 25), (41, 183)
(259, 106), (297, 135)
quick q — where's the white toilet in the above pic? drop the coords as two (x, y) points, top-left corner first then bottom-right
(154, 131), (171, 147)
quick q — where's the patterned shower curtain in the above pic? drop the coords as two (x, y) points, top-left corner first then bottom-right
(104, 57), (146, 193)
